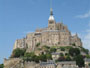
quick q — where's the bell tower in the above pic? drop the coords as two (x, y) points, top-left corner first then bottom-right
(48, 0), (56, 30)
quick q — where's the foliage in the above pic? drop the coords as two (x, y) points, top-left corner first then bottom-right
(89, 63), (90, 66)
(65, 46), (72, 50)
(46, 53), (52, 60)
(60, 47), (65, 51)
(69, 48), (80, 56)
(72, 43), (76, 46)
(11, 48), (26, 58)
(43, 45), (50, 49)
(65, 56), (71, 61)
(36, 43), (40, 47)
(74, 55), (85, 67)
(60, 53), (64, 56)
(57, 56), (66, 61)
(86, 55), (90, 58)
(81, 47), (89, 54)
(24, 52), (52, 62)
(0, 64), (4, 68)
(50, 47), (56, 53)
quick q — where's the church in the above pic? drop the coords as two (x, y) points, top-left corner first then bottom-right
(13, 7), (82, 52)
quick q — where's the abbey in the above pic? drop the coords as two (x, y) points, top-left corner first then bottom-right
(13, 8), (82, 52)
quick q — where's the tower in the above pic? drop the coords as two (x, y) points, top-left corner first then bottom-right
(48, 0), (56, 30)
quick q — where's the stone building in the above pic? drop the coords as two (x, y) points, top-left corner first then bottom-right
(85, 58), (90, 68)
(13, 8), (82, 52)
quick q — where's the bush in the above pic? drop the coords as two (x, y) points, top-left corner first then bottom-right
(24, 52), (36, 61)
(86, 55), (90, 58)
(11, 48), (26, 58)
(57, 56), (66, 61)
(50, 47), (56, 53)
(60, 53), (64, 56)
(60, 47), (65, 51)
(89, 63), (90, 66)
(72, 43), (76, 46)
(81, 47), (89, 54)
(69, 48), (80, 56)
(36, 43), (40, 47)
(65, 56), (71, 61)
(0, 64), (4, 68)
(74, 55), (85, 67)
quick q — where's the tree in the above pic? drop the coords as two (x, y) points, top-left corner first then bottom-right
(65, 56), (71, 61)
(50, 47), (56, 53)
(74, 55), (85, 67)
(39, 54), (47, 62)
(46, 53), (52, 60)
(24, 52), (36, 61)
(0, 64), (4, 68)
(36, 43), (40, 47)
(69, 48), (80, 56)
(60, 53), (64, 56)
(57, 56), (66, 61)
(11, 48), (26, 58)
(86, 55), (90, 58)
(60, 47), (65, 51)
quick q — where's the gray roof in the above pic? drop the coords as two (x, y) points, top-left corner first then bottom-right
(57, 61), (76, 65)
(85, 58), (90, 62)
(52, 52), (60, 55)
(40, 60), (56, 66)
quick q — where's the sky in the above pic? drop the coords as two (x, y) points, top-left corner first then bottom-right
(0, 0), (90, 64)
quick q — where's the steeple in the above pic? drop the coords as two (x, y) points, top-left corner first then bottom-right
(49, 0), (54, 21)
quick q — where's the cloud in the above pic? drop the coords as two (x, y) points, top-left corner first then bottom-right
(76, 10), (90, 18)
(81, 21), (90, 50)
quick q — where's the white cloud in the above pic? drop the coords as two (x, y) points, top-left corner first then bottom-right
(81, 21), (90, 50)
(76, 10), (90, 18)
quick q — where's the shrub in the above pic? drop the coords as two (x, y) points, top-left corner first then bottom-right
(74, 55), (85, 67)
(50, 47), (56, 53)
(57, 56), (66, 61)
(36, 43), (40, 47)
(60, 53), (64, 56)
(0, 64), (4, 68)
(11, 48), (26, 58)
(60, 47), (65, 51)
(65, 56), (71, 61)
(69, 48), (80, 56)
(81, 47), (89, 54)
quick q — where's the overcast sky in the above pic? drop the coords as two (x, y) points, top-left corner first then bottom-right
(0, 0), (90, 64)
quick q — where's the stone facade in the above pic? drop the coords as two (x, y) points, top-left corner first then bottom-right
(13, 11), (82, 52)
(4, 58), (78, 68)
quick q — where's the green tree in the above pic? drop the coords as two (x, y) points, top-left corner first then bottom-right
(65, 56), (71, 61)
(69, 48), (80, 56)
(36, 43), (40, 47)
(50, 47), (56, 53)
(24, 52), (36, 61)
(81, 48), (89, 54)
(60, 47), (65, 51)
(0, 64), (4, 68)
(46, 53), (52, 60)
(11, 48), (26, 58)
(74, 55), (85, 67)
(86, 55), (90, 58)
(39, 54), (47, 62)
(60, 53), (64, 56)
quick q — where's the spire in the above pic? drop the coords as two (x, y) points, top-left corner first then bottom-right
(50, 8), (53, 15)
(49, 0), (54, 20)
(50, 0), (53, 15)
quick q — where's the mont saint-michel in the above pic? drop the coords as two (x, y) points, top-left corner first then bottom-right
(2, 1), (90, 68)
(13, 8), (82, 52)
